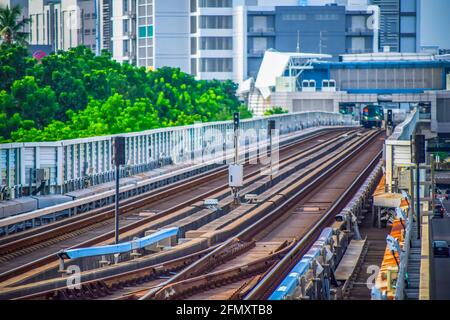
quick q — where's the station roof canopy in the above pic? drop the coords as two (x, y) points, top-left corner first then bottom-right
(254, 49), (332, 99)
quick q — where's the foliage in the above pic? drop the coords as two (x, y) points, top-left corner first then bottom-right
(0, 5), (30, 45)
(0, 43), (33, 91)
(433, 152), (449, 162)
(0, 45), (252, 142)
(264, 106), (288, 116)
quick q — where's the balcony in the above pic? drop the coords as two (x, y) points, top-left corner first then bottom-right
(125, 31), (136, 39)
(346, 28), (373, 36)
(125, 11), (136, 19)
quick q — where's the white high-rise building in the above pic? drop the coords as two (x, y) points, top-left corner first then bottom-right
(0, 0), (28, 18)
(189, 0), (235, 80)
(109, 0), (136, 64)
(135, 0), (190, 72)
(28, 0), (97, 51)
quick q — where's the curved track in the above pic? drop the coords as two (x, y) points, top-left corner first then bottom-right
(0, 129), (385, 301)
(0, 128), (354, 292)
(145, 130), (384, 300)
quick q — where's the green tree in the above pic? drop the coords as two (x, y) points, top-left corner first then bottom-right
(264, 106), (288, 116)
(0, 43), (32, 91)
(11, 76), (59, 128)
(1, 45), (253, 142)
(0, 5), (30, 45)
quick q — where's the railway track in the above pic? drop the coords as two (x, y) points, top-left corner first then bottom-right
(0, 129), (344, 262)
(142, 129), (384, 300)
(344, 201), (389, 300)
(2, 129), (384, 300)
(0, 128), (355, 290)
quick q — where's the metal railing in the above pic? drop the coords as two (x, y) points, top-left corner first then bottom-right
(395, 204), (413, 300)
(389, 108), (419, 141)
(0, 112), (355, 199)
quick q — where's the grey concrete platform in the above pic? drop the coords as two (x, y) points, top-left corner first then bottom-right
(0, 198), (38, 219)
(31, 195), (73, 209)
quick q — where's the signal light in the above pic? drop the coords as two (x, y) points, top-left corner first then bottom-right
(112, 136), (126, 166)
(387, 109), (393, 126)
(414, 134), (426, 164)
(233, 112), (240, 131)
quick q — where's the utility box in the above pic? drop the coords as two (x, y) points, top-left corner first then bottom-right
(229, 164), (243, 187)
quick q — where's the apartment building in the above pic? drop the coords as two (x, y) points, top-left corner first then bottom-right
(372, 0), (420, 52)
(19, 0), (420, 83)
(189, 0), (235, 80)
(100, 0), (189, 70)
(187, 0), (378, 82)
(28, 0), (96, 51)
(60, 0), (96, 51)
(0, 0), (28, 19)
(107, 0), (136, 64)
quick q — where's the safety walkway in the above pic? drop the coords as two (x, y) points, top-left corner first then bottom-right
(335, 240), (367, 281)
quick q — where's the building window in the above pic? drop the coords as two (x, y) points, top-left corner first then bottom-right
(200, 16), (232, 29)
(315, 14), (338, 21)
(138, 25), (153, 38)
(191, 37), (197, 54)
(123, 0), (129, 13)
(282, 13), (306, 21)
(200, 58), (232, 72)
(139, 26), (146, 38)
(54, 10), (58, 48)
(36, 14), (39, 43)
(191, 58), (197, 76)
(190, 16), (197, 33)
(199, 0), (232, 7)
(200, 37), (232, 50)
(190, 0), (197, 12)
(123, 39), (129, 55)
(123, 19), (129, 33)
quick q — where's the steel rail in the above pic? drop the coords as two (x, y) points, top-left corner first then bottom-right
(4, 129), (373, 300)
(0, 129), (339, 256)
(139, 130), (383, 300)
(0, 129), (352, 285)
(244, 149), (383, 300)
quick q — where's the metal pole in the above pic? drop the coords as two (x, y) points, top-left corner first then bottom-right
(269, 127), (273, 183)
(115, 165), (120, 244)
(234, 130), (239, 165)
(429, 154), (435, 299)
(409, 166), (415, 221)
(431, 154), (435, 216)
(416, 164), (421, 240)
(233, 112), (240, 204)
